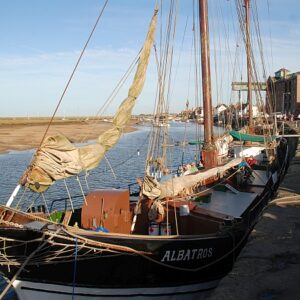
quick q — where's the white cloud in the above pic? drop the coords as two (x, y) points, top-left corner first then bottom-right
(0, 46), (158, 116)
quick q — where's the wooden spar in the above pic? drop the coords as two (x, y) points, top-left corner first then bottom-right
(6, 184), (21, 207)
(199, 0), (217, 168)
(245, 0), (253, 128)
(199, 0), (212, 145)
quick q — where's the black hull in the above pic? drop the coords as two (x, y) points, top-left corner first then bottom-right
(0, 226), (249, 300)
(1, 227), (243, 287)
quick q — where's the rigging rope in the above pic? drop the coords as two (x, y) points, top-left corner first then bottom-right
(146, 0), (178, 173)
(235, 0), (272, 137)
(0, 227), (62, 300)
(37, 0), (109, 150)
(76, 176), (87, 206)
(78, 49), (141, 143)
(64, 179), (74, 212)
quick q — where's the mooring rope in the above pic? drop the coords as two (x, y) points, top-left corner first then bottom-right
(269, 194), (300, 206)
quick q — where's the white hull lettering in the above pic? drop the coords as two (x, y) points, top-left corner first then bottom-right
(161, 248), (213, 262)
(170, 250), (177, 261)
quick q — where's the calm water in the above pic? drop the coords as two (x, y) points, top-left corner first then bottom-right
(0, 122), (222, 211)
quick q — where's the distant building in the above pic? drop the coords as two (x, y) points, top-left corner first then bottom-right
(246, 105), (262, 117)
(190, 107), (204, 119)
(266, 68), (300, 116)
(214, 104), (228, 115)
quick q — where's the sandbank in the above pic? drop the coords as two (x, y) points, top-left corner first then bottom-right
(0, 117), (138, 154)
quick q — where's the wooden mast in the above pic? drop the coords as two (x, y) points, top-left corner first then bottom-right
(245, 0), (253, 129)
(199, 0), (217, 168)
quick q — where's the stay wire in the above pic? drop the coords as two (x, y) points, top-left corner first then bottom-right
(37, 0), (109, 150)
(79, 50), (141, 143)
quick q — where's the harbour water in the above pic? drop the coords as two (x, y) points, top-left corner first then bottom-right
(0, 122), (222, 209)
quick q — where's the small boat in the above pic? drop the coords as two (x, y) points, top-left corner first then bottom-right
(153, 121), (170, 127)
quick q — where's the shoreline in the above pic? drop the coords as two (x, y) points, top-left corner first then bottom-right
(0, 118), (138, 155)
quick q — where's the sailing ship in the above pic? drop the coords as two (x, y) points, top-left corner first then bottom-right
(0, 1), (297, 299)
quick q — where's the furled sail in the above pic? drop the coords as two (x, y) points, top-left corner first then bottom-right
(142, 157), (242, 200)
(21, 8), (158, 193)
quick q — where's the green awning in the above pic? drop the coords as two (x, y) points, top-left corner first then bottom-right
(229, 130), (277, 142)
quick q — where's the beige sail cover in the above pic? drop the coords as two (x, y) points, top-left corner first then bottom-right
(142, 157), (242, 199)
(22, 8), (158, 192)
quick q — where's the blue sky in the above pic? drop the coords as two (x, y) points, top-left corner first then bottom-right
(1, 0), (300, 117)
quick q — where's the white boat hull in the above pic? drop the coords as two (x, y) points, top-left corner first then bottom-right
(13, 279), (218, 300)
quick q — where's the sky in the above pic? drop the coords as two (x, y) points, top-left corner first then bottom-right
(1, 0), (300, 117)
